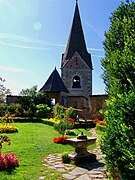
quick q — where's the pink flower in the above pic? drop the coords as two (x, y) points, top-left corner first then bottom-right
(0, 152), (19, 171)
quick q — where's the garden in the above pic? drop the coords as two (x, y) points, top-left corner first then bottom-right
(0, 1), (135, 179)
(0, 102), (98, 180)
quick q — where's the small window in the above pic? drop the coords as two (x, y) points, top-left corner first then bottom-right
(72, 75), (81, 88)
(50, 98), (55, 106)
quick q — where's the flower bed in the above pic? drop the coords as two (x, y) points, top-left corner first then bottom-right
(0, 152), (19, 171)
(53, 136), (69, 144)
(0, 126), (18, 133)
(92, 119), (106, 126)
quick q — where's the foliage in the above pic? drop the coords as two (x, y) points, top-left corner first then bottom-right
(64, 107), (76, 119)
(0, 126), (18, 133)
(19, 85), (51, 117)
(53, 136), (68, 144)
(0, 152), (19, 172)
(100, 92), (135, 179)
(0, 135), (11, 155)
(0, 78), (11, 103)
(0, 103), (7, 117)
(7, 103), (22, 116)
(96, 124), (106, 133)
(65, 129), (76, 136)
(101, 1), (135, 94)
(53, 104), (65, 119)
(42, 118), (60, 126)
(0, 113), (18, 133)
(62, 152), (70, 163)
(100, 1), (135, 179)
(54, 120), (74, 136)
(1, 113), (14, 126)
(53, 104), (76, 120)
(35, 104), (51, 118)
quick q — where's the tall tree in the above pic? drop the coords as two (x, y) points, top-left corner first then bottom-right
(100, 1), (135, 179)
(101, 0), (135, 94)
(0, 78), (11, 103)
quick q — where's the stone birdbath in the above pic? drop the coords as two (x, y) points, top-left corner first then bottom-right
(66, 132), (97, 164)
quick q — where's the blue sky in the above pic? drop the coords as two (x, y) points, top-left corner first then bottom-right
(0, 0), (127, 95)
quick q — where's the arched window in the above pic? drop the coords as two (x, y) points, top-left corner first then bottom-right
(72, 75), (81, 88)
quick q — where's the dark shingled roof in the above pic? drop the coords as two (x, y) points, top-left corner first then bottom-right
(61, 1), (92, 69)
(40, 68), (69, 93)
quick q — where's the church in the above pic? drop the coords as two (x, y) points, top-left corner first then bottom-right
(40, 1), (108, 117)
(7, 1), (108, 118)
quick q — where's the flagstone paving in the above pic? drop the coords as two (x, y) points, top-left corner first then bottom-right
(40, 128), (108, 180)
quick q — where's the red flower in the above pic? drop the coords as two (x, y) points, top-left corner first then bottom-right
(53, 136), (69, 144)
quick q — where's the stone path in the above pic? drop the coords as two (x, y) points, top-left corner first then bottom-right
(40, 129), (108, 180)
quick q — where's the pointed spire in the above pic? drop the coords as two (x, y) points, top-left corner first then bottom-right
(61, 1), (92, 69)
(40, 68), (69, 93)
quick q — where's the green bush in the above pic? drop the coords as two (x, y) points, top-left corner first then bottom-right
(96, 124), (106, 132)
(35, 104), (51, 118)
(54, 120), (73, 136)
(53, 104), (65, 119)
(100, 92), (135, 179)
(64, 107), (76, 119)
(65, 130), (76, 136)
(62, 152), (70, 163)
(0, 103), (7, 117)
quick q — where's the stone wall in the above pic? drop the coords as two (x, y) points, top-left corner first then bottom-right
(6, 94), (108, 119)
(89, 94), (108, 116)
(6, 95), (20, 105)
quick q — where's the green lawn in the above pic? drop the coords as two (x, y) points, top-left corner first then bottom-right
(0, 123), (94, 180)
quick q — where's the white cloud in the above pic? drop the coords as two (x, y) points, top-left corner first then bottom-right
(0, 33), (66, 50)
(88, 48), (104, 52)
(0, 65), (33, 73)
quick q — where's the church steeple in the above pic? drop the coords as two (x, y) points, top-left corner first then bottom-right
(61, 1), (92, 69)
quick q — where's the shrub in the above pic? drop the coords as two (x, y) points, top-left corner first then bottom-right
(64, 107), (76, 119)
(96, 124), (106, 132)
(0, 135), (11, 153)
(0, 126), (18, 133)
(0, 135), (19, 172)
(0, 103), (7, 117)
(62, 152), (70, 163)
(65, 130), (76, 136)
(54, 120), (73, 136)
(100, 92), (135, 179)
(0, 152), (19, 171)
(0, 113), (18, 133)
(35, 104), (51, 118)
(53, 104), (65, 119)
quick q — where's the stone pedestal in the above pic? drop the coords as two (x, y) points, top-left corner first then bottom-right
(66, 137), (97, 164)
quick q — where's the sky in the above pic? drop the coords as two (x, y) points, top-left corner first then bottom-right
(0, 0), (127, 95)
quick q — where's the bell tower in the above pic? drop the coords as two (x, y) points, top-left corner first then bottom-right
(61, 0), (92, 101)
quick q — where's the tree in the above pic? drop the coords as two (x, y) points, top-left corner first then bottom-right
(100, 1), (135, 179)
(19, 85), (50, 116)
(0, 78), (11, 103)
(101, 0), (135, 94)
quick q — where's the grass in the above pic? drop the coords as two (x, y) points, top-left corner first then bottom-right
(0, 123), (95, 180)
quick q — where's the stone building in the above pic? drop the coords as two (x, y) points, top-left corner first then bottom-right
(61, 0), (93, 114)
(40, 68), (69, 107)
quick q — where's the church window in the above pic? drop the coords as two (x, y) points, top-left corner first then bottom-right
(72, 75), (81, 88)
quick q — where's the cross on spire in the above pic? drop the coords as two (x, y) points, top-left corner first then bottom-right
(76, 0), (78, 3)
